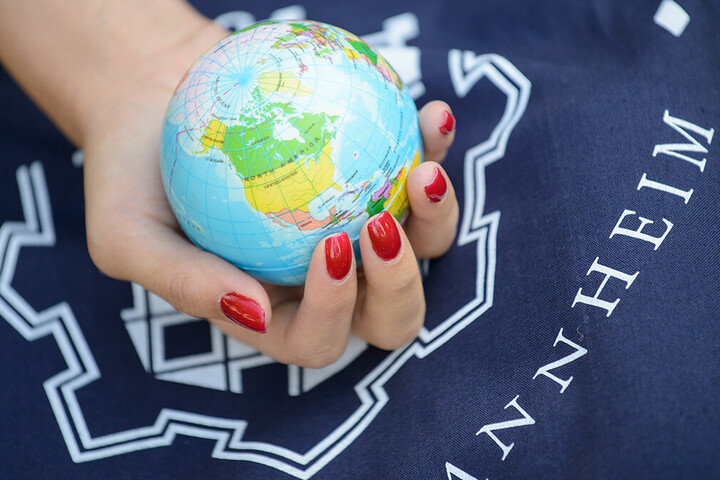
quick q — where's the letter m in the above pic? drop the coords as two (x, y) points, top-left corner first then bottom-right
(653, 110), (715, 172)
(476, 396), (535, 461)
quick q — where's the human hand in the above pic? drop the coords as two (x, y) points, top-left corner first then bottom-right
(82, 20), (459, 368)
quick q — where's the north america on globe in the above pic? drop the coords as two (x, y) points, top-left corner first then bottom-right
(160, 19), (422, 285)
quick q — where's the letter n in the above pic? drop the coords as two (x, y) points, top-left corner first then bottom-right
(476, 396), (535, 461)
(533, 328), (588, 393)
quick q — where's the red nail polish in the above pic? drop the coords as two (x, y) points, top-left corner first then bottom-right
(325, 232), (352, 280)
(367, 211), (402, 262)
(424, 167), (447, 203)
(220, 293), (266, 333)
(439, 110), (456, 135)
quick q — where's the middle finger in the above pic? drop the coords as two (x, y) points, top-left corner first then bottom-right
(351, 211), (425, 350)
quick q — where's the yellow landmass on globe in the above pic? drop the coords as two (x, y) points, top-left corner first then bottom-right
(242, 141), (339, 219)
(197, 119), (227, 153)
(343, 47), (361, 61)
(386, 149), (421, 220)
(258, 71), (313, 97)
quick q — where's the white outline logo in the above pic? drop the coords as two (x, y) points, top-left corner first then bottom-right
(0, 51), (529, 478)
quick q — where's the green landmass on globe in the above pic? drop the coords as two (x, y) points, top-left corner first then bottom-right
(160, 19), (422, 285)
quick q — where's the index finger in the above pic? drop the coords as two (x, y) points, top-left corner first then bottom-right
(418, 100), (456, 164)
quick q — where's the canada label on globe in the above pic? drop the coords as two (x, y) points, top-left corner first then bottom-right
(160, 20), (422, 285)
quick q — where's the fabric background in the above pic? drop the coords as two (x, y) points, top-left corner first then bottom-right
(1, 1), (718, 478)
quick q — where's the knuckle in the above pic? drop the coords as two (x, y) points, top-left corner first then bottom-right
(406, 208), (459, 259)
(386, 265), (422, 298)
(85, 231), (106, 269)
(165, 273), (200, 316)
(305, 290), (352, 317)
(372, 326), (421, 350)
(416, 230), (458, 259)
(86, 220), (123, 279)
(290, 341), (346, 369)
(367, 299), (426, 351)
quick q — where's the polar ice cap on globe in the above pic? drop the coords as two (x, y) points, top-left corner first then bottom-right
(160, 19), (422, 285)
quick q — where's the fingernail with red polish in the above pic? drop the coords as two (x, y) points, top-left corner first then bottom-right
(367, 211), (402, 262)
(220, 293), (266, 333)
(439, 110), (456, 135)
(326, 232), (352, 280)
(424, 167), (447, 203)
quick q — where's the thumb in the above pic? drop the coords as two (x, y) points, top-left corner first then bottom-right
(90, 219), (271, 334)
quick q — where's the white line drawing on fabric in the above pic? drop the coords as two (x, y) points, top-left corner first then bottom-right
(0, 48), (530, 478)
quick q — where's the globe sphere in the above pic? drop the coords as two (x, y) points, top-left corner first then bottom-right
(160, 20), (422, 285)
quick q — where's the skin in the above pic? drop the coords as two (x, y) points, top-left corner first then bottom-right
(0, 0), (459, 367)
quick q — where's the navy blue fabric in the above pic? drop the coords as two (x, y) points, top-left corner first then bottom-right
(1, 1), (718, 478)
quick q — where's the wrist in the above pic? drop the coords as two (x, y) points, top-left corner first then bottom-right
(0, 0), (228, 147)
(78, 4), (229, 146)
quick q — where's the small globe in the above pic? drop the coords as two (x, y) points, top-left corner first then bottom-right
(160, 20), (422, 285)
